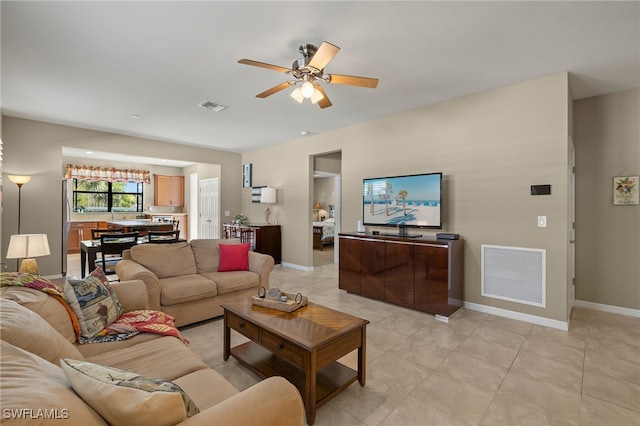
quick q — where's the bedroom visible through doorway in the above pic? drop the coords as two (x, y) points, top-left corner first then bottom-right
(312, 151), (341, 266)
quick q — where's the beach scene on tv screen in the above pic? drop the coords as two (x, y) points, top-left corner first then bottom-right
(363, 174), (441, 226)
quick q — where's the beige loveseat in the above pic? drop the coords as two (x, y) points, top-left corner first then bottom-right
(0, 280), (304, 426)
(116, 239), (274, 327)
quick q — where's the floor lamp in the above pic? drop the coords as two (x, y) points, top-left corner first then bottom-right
(8, 175), (31, 234)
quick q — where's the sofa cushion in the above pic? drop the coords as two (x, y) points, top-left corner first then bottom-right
(86, 336), (207, 381)
(159, 274), (218, 306)
(173, 369), (239, 411)
(64, 276), (123, 338)
(130, 242), (197, 279)
(218, 243), (250, 272)
(76, 332), (161, 359)
(60, 358), (199, 426)
(191, 238), (241, 273)
(0, 298), (84, 365)
(0, 341), (107, 426)
(0, 286), (77, 343)
(201, 271), (260, 295)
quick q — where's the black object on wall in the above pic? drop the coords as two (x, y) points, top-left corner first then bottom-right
(530, 184), (551, 195)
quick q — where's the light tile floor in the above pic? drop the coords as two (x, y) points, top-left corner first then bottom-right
(68, 255), (640, 425)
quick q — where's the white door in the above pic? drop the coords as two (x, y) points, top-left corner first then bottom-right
(189, 172), (198, 240)
(199, 178), (219, 239)
(568, 139), (576, 317)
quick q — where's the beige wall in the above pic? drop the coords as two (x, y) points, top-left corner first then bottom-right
(242, 73), (572, 322)
(574, 88), (640, 310)
(1, 116), (242, 275)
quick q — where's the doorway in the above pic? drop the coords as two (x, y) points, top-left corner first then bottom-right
(312, 151), (341, 266)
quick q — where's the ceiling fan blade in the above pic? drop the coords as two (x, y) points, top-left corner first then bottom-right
(308, 41), (340, 71)
(315, 85), (332, 109)
(238, 59), (291, 74)
(327, 74), (379, 89)
(256, 81), (296, 98)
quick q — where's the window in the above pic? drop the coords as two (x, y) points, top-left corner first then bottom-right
(73, 179), (143, 213)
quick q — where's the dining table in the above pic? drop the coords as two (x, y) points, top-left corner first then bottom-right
(79, 235), (185, 277)
(79, 239), (104, 278)
(80, 238), (146, 278)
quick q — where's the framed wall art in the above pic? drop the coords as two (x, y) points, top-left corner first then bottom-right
(613, 175), (639, 205)
(242, 163), (252, 188)
(252, 186), (265, 203)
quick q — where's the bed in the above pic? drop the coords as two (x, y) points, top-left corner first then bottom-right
(313, 218), (335, 250)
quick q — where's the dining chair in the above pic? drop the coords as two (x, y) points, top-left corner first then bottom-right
(95, 232), (139, 279)
(147, 229), (180, 244)
(239, 228), (254, 249)
(91, 228), (125, 266)
(91, 228), (123, 240)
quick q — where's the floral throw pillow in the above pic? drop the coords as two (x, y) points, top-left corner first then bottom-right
(64, 275), (123, 338)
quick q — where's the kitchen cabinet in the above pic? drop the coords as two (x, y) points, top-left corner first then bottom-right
(154, 175), (184, 207)
(338, 232), (464, 319)
(67, 221), (107, 254)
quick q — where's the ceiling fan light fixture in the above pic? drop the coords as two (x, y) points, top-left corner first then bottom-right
(290, 87), (304, 103)
(239, 41), (377, 109)
(310, 86), (324, 104)
(301, 81), (315, 98)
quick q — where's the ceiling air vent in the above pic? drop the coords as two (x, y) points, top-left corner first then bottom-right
(198, 101), (227, 112)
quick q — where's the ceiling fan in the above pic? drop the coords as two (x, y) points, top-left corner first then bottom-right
(238, 41), (379, 109)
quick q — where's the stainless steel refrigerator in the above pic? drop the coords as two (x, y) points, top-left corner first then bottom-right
(61, 179), (71, 276)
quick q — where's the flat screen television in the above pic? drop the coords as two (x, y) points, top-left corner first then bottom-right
(363, 172), (442, 229)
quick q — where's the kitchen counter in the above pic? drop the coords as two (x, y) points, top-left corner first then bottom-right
(107, 220), (174, 234)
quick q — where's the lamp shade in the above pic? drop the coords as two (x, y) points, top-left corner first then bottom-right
(8, 175), (31, 186)
(290, 87), (304, 103)
(260, 187), (276, 204)
(314, 203), (322, 210)
(6, 234), (51, 259)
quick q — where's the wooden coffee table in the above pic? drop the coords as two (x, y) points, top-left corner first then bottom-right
(222, 300), (369, 425)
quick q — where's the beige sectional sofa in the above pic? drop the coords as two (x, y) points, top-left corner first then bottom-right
(0, 280), (304, 426)
(116, 239), (274, 327)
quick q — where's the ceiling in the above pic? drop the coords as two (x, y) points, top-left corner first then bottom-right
(2, 1), (639, 155)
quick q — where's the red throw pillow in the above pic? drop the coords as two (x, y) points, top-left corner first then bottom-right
(218, 243), (250, 272)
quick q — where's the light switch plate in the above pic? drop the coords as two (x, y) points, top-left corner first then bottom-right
(537, 216), (547, 227)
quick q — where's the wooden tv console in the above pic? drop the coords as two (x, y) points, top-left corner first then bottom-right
(338, 232), (464, 321)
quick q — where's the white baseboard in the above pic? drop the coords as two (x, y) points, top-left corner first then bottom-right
(464, 301), (569, 331)
(280, 262), (313, 272)
(574, 299), (640, 318)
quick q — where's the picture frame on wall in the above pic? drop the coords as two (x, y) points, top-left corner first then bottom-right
(252, 186), (265, 203)
(613, 175), (639, 205)
(242, 163), (252, 188)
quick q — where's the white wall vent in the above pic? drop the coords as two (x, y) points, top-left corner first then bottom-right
(198, 101), (227, 112)
(481, 245), (546, 307)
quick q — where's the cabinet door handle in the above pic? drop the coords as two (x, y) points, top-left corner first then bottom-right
(239, 322), (245, 329)
(277, 343), (284, 350)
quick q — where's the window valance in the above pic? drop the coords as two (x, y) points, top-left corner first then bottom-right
(65, 164), (151, 184)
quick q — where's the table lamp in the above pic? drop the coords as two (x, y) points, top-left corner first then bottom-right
(260, 187), (277, 224)
(6, 234), (51, 274)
